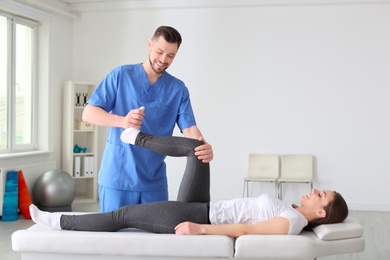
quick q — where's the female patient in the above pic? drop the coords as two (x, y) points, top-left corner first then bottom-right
(30, 128), (348, 237)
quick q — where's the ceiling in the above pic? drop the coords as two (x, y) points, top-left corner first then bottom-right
(11, 0), (151, 18)
(60, 0), (145, 3)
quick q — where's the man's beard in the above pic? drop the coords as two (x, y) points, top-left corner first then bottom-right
(149, 55), (168, 74)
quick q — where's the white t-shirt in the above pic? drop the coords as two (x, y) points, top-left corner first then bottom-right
(209, 194), (308, 235)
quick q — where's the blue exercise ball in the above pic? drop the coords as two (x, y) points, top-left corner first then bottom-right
(32, 169), (75, 211)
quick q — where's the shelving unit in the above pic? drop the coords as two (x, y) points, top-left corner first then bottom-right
(62, 80), (98, 203)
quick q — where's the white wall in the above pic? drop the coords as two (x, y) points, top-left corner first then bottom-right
(69, 1), (390, 210)
(48, 14), (74, 167)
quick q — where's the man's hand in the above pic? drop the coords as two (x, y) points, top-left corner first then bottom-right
(122, 107), (145, 129)
(195, 136), (213, 163)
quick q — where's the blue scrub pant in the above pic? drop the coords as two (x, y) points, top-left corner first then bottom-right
(99, 185), (168, 213)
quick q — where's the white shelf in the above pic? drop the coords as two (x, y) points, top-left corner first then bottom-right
(62, 80), (99, 204)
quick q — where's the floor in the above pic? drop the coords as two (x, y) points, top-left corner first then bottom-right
(1, 205), (389, 259)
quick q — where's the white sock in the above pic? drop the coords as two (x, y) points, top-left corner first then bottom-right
(120, 106), (144, 144)
(120, 128), (140, 144)
(29, 204), (62, 230)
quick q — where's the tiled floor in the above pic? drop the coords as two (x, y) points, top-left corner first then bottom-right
(1, 214), (33, 260)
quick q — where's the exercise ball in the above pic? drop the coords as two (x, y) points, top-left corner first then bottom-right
(32, 169), (75, 212)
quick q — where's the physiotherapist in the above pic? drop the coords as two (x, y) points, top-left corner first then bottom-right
(82, 26), (213, 212)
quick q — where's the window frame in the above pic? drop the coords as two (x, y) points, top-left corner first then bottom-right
(1, 11), (38, 154)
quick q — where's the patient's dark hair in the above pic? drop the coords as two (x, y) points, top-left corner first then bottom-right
(152, 26), (182, 48)
(304, 191), (349, 231)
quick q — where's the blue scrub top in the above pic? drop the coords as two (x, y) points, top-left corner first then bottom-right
(88, 64), (197, 191)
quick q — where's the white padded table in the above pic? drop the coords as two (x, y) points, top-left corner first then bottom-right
(12, 217), (365, 260)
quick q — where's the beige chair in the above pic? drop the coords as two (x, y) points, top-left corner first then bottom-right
(243, 154), (280, 198)
(278, 154), (314, 200)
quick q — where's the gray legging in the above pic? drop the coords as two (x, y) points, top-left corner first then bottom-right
(61, 133), (210, 233)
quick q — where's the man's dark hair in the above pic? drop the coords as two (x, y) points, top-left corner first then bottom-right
(152, 26), (182, 48)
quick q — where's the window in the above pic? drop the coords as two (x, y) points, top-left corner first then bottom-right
(0, 12), (37, 153)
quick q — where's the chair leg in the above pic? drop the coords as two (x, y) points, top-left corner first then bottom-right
(274, 181), (278, 199)
(278, 182), (282, 200)
(243, 181), (249, 197)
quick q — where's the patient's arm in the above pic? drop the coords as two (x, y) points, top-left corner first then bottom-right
(174, 217), (290, 237)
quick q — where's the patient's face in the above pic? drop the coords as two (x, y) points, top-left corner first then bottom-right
(300, 189), (335, 210)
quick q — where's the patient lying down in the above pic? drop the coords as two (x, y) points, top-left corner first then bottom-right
(30, 131), (348, 237)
